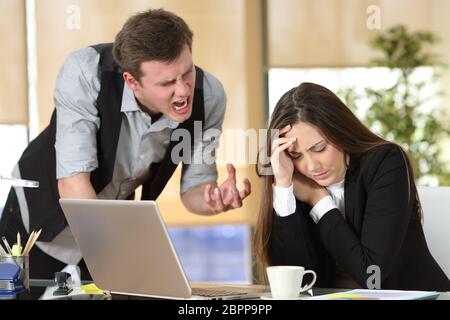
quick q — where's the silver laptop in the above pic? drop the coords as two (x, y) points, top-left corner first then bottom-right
(59, 199), (265, 299)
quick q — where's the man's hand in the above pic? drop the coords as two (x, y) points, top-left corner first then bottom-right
(181, 164), (251, 215)
(203, 164), (251, 214)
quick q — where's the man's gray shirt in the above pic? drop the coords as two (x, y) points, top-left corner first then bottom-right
(13, 47), (226, 265)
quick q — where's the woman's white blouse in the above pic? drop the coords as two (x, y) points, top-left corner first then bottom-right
(273, 179), (346, 224)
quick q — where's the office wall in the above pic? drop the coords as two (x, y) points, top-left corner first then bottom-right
(0, 0), (28, 124)
(34, 0), (265, 226)
(267, 0), (445, 68)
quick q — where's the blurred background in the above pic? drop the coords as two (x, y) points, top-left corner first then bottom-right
(0, 0), (449, 284)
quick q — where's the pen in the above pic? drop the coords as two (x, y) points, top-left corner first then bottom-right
(0, 242), (8, 256)
(2, 236), (13, 255)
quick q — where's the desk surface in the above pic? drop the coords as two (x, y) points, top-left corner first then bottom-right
(7, 279), (450, 300)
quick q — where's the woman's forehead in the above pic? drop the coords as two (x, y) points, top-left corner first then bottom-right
(285, 122), (326, 151)
(285, 122), (323, 140)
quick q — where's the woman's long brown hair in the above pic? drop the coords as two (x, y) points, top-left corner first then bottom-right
(254, 82), (421, 283)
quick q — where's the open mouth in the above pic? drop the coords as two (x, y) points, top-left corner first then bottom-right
(172, 97), (190, 114)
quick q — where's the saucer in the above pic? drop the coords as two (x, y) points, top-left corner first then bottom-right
(260, 294), (309, 300)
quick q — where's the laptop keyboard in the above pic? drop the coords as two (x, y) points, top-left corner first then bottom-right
(192, 288), (244, 297)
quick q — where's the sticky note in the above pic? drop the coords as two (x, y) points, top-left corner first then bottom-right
(81, 283), (104, 295)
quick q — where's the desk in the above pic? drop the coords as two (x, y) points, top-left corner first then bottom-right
(7, 280), (450, 300)
(8, 279), (107, 300)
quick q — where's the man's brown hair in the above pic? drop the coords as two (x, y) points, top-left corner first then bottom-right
(113, 9), (193, 80)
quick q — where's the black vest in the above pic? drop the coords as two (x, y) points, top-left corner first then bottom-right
(18, 43), (205, 241)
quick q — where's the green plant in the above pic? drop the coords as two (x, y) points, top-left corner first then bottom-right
(340, 25), (450, 186)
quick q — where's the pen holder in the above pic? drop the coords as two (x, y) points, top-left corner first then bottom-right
(0, 255), (30, 291)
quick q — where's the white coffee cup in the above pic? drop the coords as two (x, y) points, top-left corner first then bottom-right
(266, 266), (317, 299)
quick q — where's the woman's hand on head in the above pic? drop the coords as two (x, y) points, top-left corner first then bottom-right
(271, 125), (296, 188)
(292, 171), (329, 207)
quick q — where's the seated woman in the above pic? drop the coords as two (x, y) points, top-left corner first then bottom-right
(255, 82), (450, 291)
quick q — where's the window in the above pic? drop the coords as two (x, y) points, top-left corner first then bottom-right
(0, 125), (28, 217)
(168, 225), (252, 283)
(268, 67), (435, 119)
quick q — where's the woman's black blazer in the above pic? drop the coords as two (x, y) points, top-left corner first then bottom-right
(270, 144), (450, 291)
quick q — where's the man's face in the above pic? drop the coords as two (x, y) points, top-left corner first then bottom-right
(124, 44), (196, 123)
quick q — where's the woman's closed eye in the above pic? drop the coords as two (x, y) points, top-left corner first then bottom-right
(288, 145), (326, 160)
(314, 146), (327, 153)
(288, 152), (301, 160)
